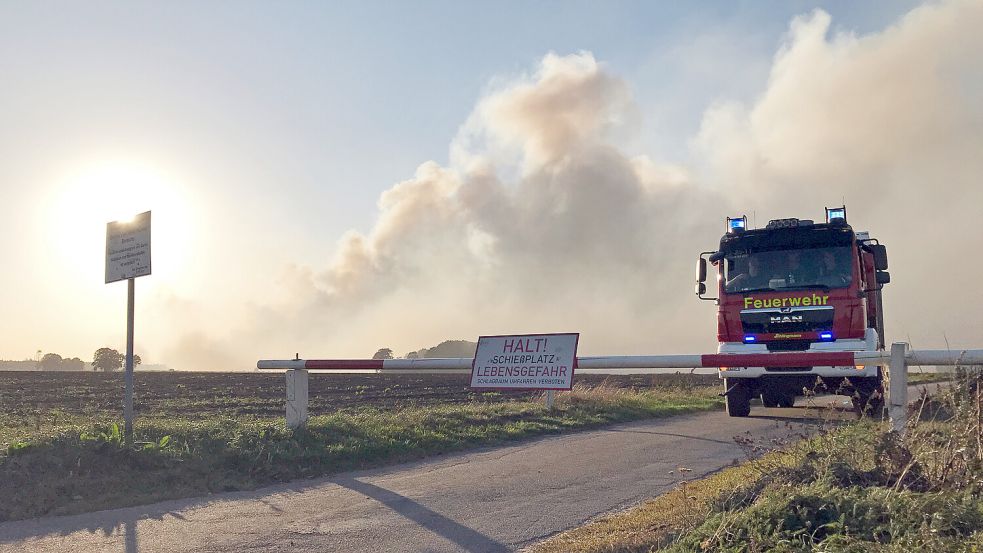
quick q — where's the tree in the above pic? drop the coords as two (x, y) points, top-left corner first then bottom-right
(93, 348), (123, 371)
(61, 357), (85, 371)
(405, 351), (420, 359)
(39, 353), (63, 371)
(133, 354), (142, 367)
(421, 340), (477, 358)
(372, 348), (394, 360)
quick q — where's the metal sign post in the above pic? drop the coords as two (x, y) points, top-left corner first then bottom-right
(106, 211), (152, 447)
(124, 278), (135, 443)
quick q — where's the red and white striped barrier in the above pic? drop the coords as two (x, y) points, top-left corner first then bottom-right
(258, 346), (983, 429)
(256, 349), (983, 372)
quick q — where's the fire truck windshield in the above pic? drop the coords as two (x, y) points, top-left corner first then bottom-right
(723, 246), (853, 294)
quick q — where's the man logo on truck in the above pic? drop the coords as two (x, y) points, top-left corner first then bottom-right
(769, 315), (804, 324)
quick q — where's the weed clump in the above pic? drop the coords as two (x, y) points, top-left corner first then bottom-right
(671, 484), (983, 552)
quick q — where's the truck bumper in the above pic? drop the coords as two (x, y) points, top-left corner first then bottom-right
(716, 329), (882, 379)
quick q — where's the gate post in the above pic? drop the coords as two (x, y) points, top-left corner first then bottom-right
(286, 369), (309, 429)
(888, 342), (907, 433)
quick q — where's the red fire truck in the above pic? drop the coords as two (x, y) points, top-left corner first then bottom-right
(695, 207), (890, 416)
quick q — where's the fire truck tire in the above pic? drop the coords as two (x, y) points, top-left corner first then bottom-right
(724, 378), (751, 417)
(760, 394), (778, 408)
(777, 392), (796, 408)
(760, 389), (780, 408)
(761, 383), (796, 408)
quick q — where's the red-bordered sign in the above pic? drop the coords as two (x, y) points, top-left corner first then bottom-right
(469, 332), (579, 390)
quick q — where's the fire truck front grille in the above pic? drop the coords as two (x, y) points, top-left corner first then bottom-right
(764, 366), (812, 372)
(741, 306), (834, 334)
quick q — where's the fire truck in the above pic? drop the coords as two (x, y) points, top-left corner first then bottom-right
(695, 207), (890, 417)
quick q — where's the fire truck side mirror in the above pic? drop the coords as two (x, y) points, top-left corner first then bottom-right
(871, 245), (888, 271)
(876, 271), (891, 285)
(696, 252), (719, 301)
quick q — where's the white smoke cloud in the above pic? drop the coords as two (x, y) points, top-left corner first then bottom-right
(169, 0), (983, 368)
(226, 51), (716, 363)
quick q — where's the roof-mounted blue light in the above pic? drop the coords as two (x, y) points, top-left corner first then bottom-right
(727, 215), (748, 234)
(825, 206), (847, 224)
(743, 335), (756, 343)
(818, 331), (834, 341)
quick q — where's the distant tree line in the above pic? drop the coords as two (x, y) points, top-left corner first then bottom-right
(33, 348), (142, 371)
(372, 340), (478, 360)
(38, 353), (85, 371)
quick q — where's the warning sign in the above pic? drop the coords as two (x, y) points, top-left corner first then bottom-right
(469, 333), (579, 390)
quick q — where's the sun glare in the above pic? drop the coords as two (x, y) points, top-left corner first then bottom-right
(112, 213), (138, 225)
(47, 161), (195, 284)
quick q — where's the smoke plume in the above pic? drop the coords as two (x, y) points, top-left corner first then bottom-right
(171, 1), (983, 368)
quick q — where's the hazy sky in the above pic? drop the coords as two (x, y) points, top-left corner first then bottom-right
(2, 0), (979, 369)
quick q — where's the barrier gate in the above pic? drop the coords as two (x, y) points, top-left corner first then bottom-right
(258, 343), (983, 432)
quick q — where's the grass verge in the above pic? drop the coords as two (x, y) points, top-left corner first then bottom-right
(908, 371), (956, 384)
(530, 369), (983, 552)
(0, 383), (721, 522)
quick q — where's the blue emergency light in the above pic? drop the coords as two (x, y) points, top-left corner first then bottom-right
(818, 331), (834, 341)
(727, 215), (748, 234)
(825, 206), (847, 224)
(743, 335), (757, 343)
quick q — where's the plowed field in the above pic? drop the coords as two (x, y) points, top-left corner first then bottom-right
(0, 371), (716, 418)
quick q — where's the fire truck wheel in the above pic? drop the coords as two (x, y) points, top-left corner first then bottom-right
(724, 378), (751, 417)
(777, 392), (796, 408)
(760, 389), (780, 408)
(761, 384), (795, 408)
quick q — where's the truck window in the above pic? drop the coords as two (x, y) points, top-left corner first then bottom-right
(724, 246), (853, 293)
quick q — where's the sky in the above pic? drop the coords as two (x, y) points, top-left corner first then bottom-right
(1, 0), (980, 370)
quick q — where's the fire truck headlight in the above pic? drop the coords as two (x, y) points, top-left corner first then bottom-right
(743, 335), (756, 343)
(818, 331), (834, 341)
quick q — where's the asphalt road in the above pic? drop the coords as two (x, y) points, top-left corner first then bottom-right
(0, 389), (932, 553)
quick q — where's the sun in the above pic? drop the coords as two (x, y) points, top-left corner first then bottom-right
(47, 160), (195, 284)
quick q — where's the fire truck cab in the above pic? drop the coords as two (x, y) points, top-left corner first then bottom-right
(696, 207), (890, 417)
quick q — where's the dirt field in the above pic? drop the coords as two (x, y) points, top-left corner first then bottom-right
(0, 371), (717, 419)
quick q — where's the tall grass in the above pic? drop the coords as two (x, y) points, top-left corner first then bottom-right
(669, 369), (983, 551)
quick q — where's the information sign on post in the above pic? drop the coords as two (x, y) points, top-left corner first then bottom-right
(105, 211), (152, 447)
(469, 333), (579, 391)
(106, 211), (152, 283)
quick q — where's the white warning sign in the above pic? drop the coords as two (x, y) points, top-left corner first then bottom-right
(469, 333), (579, 390)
